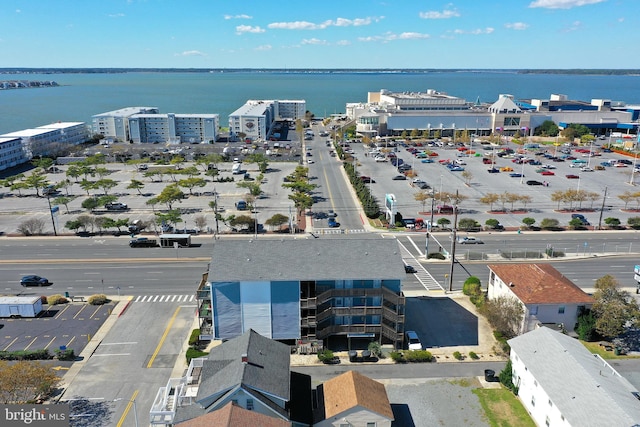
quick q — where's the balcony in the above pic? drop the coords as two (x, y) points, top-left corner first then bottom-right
(300, 297), (317, 309)
(316, 324), (381, 340)
(301, 316), (317, 328)
(316, 306), (383, 323)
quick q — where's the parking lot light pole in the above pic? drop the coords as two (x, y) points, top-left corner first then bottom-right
(46, 195), (58, 236)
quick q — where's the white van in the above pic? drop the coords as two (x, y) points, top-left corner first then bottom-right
(405, 331), (422, 350)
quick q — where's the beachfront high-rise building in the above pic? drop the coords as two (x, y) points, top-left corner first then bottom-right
(128, 113), (219, 144)
(228, 100), (305, 142)
(0, 137), (29, 172)
(1, 122), (90, 160)
(92, 107), (159, 142)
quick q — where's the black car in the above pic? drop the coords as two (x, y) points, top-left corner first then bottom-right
(392, 175), (407, 180)
(20, 275), (53, 287)
(526, 180), (543, 186)
(404, 265), (417, 274)
(105, 202), (128, 211)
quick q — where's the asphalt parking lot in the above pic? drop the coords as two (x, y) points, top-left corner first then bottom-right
(352, 139), (638, 229)
(0, 302), (115, 355)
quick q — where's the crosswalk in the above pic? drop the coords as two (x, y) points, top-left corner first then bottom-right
(312, 228), (367, 235)
(134, 294), (196, 303)
(397, 238), (445, 292)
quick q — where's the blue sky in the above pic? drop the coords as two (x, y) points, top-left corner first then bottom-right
(1, 0), (635, 69)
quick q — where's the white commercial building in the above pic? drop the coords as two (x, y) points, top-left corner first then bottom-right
(1, 122), (90, 159)
(128, 113), (219, 144)
(229, 100), (305, 142)
(92, 107), (159, 142)
(0, 136), (28, 172)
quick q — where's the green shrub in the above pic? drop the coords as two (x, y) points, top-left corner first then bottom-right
(186, 348), (209, 364)
(188, 329), (201, 346)
(367, 341), (382, 357)
(55, 348), (76, 361)
(469, 351), (479, 360)
(88, 294), (109, 305)
(47, 294), (67, 305)
(0, 349), (52, 361)
(499, 360), (518, 394)
(427, 252), (446, 260)
(463, 276), (484, 306)
(576, 312), (597, 341)
(453, 351), (463, 360)
(389, 351), (406, 363)
(316, 349), (335, 363)
(403, 349), (433, 363)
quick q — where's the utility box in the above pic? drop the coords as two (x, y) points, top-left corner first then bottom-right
(0, 296), (43, 318)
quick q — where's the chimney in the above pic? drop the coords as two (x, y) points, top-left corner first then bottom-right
(241, 353), (248, 364)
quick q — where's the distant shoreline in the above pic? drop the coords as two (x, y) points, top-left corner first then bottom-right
(1, 68), (639, 76)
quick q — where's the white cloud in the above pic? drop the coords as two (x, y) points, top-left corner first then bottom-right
(16, 9), (21, 13)
(236, 25), (265, 35)
(224, 14), (252, 20)
(452, 27), (494, 35)
(268, 16), (382, 30)
(301, 38), (328, 45)
(176, 50), (206, 57)
(419, 9), (460, 19)
(255, 45), (272, 51)
(336, 40), (351, 46)
(561, 20), (582, 32)
(529, 0), (605, 9)
(108, 13), (125, 18)
(505, 22), (529, 30)
(358, 31), (430, 42)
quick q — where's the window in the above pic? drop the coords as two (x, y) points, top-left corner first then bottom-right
(367, 423), (377, 427)
(246, 399), (254, 410)
(531, 396), (535, 407)
(558, 306), (565, 314)
(530, 306), (538, 315)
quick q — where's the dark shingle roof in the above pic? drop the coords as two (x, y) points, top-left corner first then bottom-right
(196, 329), (291, 405)
(208, 238), (405, 282)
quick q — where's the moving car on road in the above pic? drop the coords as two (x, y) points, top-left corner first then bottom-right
(457, 237), (484, 244)
(20, 275), (53, 287)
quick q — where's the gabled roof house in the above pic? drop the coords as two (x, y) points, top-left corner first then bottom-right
(487, 264), (593, 334)
(176, 401), (292, 427)
(508, 327), (640, 426)
(313, 370), (394, 427)
(150, 329), (311, 426)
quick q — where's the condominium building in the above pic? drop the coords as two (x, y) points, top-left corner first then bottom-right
(0, 137), (28, 172)
(91, 107), (159, 141)
(229, 100), (305, 142)
(128, 113), (219, 144)
(1, 122), (90, 159)
(195, 238), (406, 348)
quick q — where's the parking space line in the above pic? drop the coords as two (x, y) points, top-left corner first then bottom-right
(90, 306), (102, 318)
(23, 336), (38, 351)
(73, 305), (88, 319)
(54, 305), (72, 319)
(66, 336), (76, 348)
(3, 337), (18, 351)
(44, 337), (57, 350)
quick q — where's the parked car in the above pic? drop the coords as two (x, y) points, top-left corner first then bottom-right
(487, 167), (500, 173)
(360, 176), (375, 183)
(392, 175), (407, 180)
(328, 217), (340, 228)
(105, 202), (128, 211)
(404, 265), (417, 274)
(20, 275), (53, 287)
(405, 331), (422, 350)
(457, 237), (484, 244)
(540, 170), (555, 176)
(566, 174), (580, 179)
(526, 180), (543, 186)
(571, 213), (590, 225)
(235, 200), (248, 210)
(509, 173), (524, 178)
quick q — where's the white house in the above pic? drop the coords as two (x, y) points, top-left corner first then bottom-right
(487, 264), (593, 334)
(508, 327), (640, 426)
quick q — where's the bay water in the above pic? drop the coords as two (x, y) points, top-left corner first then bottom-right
(1, 71), (640, 134)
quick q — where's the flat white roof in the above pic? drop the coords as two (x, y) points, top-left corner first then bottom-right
(131, 113), (219, 119)
(0, 296), (41, 304)
(93, 107), (158, 117)
(0, 136), (21, 143)
(2, 128), (54, 138)
(37, 122), (85, 130)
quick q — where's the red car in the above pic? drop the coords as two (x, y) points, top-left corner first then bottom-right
(566, 174), (580, 179)
(540, 170), (555, 176)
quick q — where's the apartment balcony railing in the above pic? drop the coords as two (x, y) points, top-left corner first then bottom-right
(316, 306), (383, 323)
(316, 324), (381, 340)
(300, 297), (317, 309)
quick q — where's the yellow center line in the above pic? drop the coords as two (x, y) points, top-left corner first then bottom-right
(147, 306), (181, 368)
(116, 389), (139, 427)
(321, 160), (338, 213)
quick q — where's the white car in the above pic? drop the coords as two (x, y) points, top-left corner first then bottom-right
(542, 164), (556, 169)
(375, 156), (387, 162)
(307, 159), (315, 164)
(580, 166), (594, 172)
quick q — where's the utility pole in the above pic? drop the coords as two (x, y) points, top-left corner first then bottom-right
(597, 186), (608, 230)
(448, 191), (459, 292)
(425, 194), (435, 258)
(46, 195), (58, 236)
(214, 189), (219, 237)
